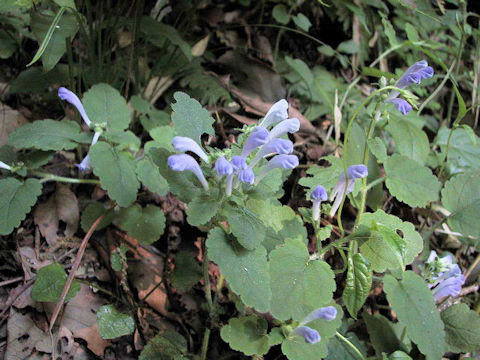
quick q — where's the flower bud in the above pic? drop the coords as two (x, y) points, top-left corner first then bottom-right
(259, 99), (289, 128)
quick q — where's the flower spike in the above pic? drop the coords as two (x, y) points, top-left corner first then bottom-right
(168, 154), (209, 190)
(241, 127), (270, 157)
(310, 185), (328, 221)
(172, 136), (209, 163)
(293, 326), (321, 344)
(259, 99), (289, 128)
(58, 87), (92, 127)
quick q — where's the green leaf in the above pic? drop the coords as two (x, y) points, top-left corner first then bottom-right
(368, 137), (388, 163)
(171, 91), (214, 145)
(384, 154), (441, 208)
(405, 23), (419, 42)
(9, 65), (71, 94)
(222, 203), (266, 250)
(269, 239), (335, 321)
(31, 263), (80, 302)
(381, 14), (398, 47)
(359, 210), (422, 267)
(247, 198), (307, 253)
(8, 119), (85, 151)
(299, 156), (343, 195)
(90, 142), (139, 207)
(282, 304), (343, 360)
(389, 351), (412, 360)
(136, 156), (168, 196)
(359, 223), (406, 272)
(82, 83), (131, 131)
(285, 56), (316, 97)
(386, 119), (430, 164)
(80, 202), (114, 232)
(114, 204), (165, 244)
(293, 13), (311, 31)
(435, 126), (480, 171)
(441, 303), (480, 353)
(383, 271), (446, 360)
(140, 16), (192, 60)
(0, 29), (17, 59)
(186, 191), (221, 226)
(442, 170), (480, 238)
(146, 125), (175, 152)
(220, 316), (270, 356)
(343, 253), (372, 318)
(337, 40), (359, 54)
(170, 251), (202, 292)
(272, 4), (289, 24)
(206, 227), (271, 312)
(364, 313), (411, 356)
(97, 305), (135, 339)
(30, 9), (78, 71)
(326, 331), (367, 360)
(103, 130), (140, 150)
(0, 178), (42, 235)
(139, 331), (187, 360)
(110, 244), (127, 272)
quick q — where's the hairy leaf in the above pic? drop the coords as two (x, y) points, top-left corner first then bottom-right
(441, 303), (480, 353)
(114, 204), (165, 244)
(97, 305), (135, 339)
(222, 203), (266, 250)
(343, 253), (372, 317)
(0, 178), (42, 235)
(220, 316), (270, 356)
(386, 118), (430, 164)
(136, 156), (168, 196)
(383, 271), (446, 359)
(31, 263), (80, 302)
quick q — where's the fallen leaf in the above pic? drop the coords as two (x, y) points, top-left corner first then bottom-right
(34, 184), (79, 246)
(126, 235), (167, 315)
(0, 102), (27, 147)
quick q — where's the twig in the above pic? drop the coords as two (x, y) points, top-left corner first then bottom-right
(0, 277), (23, 287)
(438, 284), (479, 312)
(48, 214), (106, 332)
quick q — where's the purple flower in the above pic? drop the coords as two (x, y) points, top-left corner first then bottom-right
(432, 270), (465, 301)
(76, 131), (101, 172)
(302, 306), (337, 324)
(250, 138), (294, 167)
(238, 166), (255, 184)
(58, 87), (92, 127)
(396, 60), (434, 89)
(387, 98), (412, 115)
(230, 156), (248, 171)
(293, 326), (321, 344)
(310, 185), (328, 221)
(241, 127), (270, 157)
(0, 161), (11, 171)
(215, 156), (233, 177)
(329, 164), (368, 217)
(269, 118), (300, 140)
(172, 136), (209, 163)
(255, 154), (298, 184)
(168, 154), (209, 190)
(426, 251), (465, 302)
(259, 99), (289, 128)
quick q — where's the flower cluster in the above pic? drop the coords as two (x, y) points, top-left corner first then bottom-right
(386, 60), (434, 115)
(293, 306), (337, 344)
(168, 100), (300, 194)
(58, 87), (100, 172)
(423, 250), (465, 302)
(309, 164), (368, 220)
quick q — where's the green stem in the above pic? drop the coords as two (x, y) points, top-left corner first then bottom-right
(318, 236), (350, 256)
(200, 243), (213, 360)
(31, 171), (100, 185)
(335, 332), (366, 360)
(418, 61), (456, 115)
(200, 328), (211, 360)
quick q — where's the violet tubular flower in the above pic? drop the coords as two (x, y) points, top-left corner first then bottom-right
(310, 185), (328, 221)
(250, 138), (294, 167)
(268, 118), (300, 140)
(214, 156), (233, 178)
(425, 251), (465, 302)
(58, 87), (100, 172)
(58, 87), (92, 127)
(0, 161), (11, 171)
(329, 164), (368, 217)
(258, 99), (289, 128)
(241, 127), (270, 157)
(172, 136), (210, 163)
(238, 166), (255, 185)
(293, 326), (321, 344)
(168, 154), (209, 191)
(302, 306), (337, 325)
(255, 154), (299, 185)
(386, 60), (434, 116)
